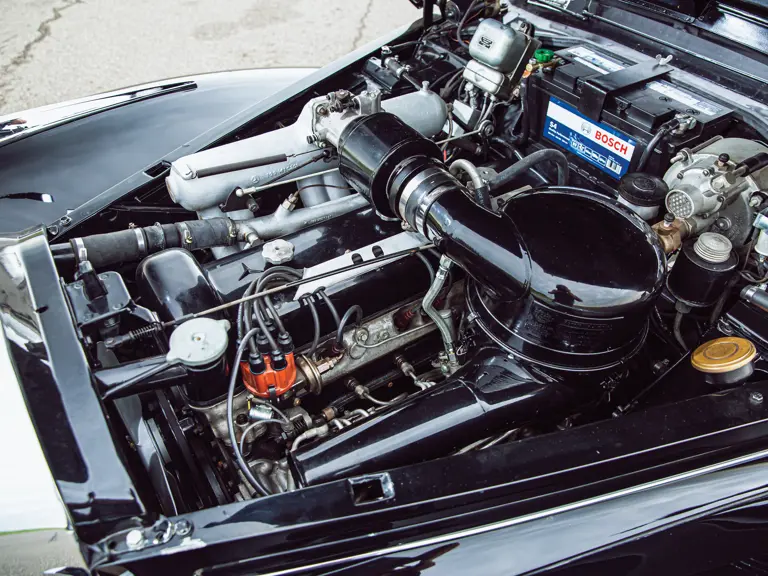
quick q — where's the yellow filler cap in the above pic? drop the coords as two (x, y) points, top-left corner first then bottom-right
(691, 337), (757, 374)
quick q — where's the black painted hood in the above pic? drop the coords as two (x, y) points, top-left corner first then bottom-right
(0, 69), (311, 235)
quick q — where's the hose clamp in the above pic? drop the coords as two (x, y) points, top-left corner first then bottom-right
(415, 184), (453, 237)
(72, 237), (87, 263)
(400, 171), (458, 231)
(226, 219), (237, 245)
(395, 166), (444, 223)
(153, 223), (167, 251)
(176, 222), (193, 249)
(133, 228), (147, 258)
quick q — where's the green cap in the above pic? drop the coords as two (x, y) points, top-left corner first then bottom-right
(534, 49), (555, 63)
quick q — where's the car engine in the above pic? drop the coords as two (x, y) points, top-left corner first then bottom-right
(49, 2), (768, 511)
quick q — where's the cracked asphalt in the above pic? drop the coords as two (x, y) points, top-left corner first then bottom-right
(0, 0), (419, 114)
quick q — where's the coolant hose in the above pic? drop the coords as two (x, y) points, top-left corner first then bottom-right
(64, 218), (237, 268)
(489, 148), (569, 191)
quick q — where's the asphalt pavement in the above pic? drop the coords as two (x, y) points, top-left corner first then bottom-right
(0, 0), (419, 114)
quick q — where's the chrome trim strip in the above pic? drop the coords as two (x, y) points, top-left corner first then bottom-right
(260, 448), (768, 576)
(0, 81), (197, 148)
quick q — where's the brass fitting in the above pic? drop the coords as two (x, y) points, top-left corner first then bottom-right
(652, 214), (690, 254)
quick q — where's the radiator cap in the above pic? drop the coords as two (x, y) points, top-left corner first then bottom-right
(167, 318), (230, 367)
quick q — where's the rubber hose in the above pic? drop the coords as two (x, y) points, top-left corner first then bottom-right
(673, 310), (687, 350)
(70, 218), (236, 268)
(473, 185), (492, 208)
(490, 137), (549, 185)
(489, 148), (569, 191)
(415, 252), (435, 285)
(450, 159), (491, 209)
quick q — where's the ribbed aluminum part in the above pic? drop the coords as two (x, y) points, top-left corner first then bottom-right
(665, 190), (695, 219)
(693, 232), (733, 263)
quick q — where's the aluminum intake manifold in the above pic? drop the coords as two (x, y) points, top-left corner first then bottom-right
(165, 84), (448, 212)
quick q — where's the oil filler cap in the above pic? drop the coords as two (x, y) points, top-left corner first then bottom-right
(167, 318), (230, 367)
(262, 239), (295, 265)
(693, 232), (733, 263)
(691, 336), (757, 386)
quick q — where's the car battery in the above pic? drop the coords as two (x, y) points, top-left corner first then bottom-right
(528, 45), (734, 185)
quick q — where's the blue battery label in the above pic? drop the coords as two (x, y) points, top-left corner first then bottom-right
(543, 97), (636, 179)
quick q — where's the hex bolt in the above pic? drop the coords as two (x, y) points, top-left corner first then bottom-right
(715, 217), (731, 231)
(750, 391), (764, 405)
(125, 529), (145, 550)
(174, 520), (192, 537)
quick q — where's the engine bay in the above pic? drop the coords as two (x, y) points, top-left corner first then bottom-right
(44, 0), (768, 533)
